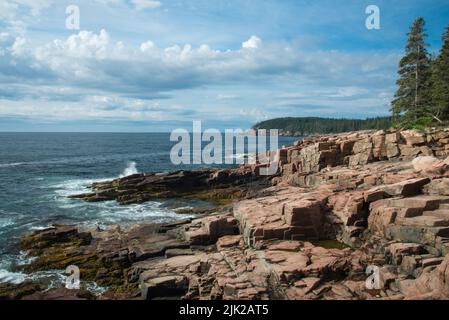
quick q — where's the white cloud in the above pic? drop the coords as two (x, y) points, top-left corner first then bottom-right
(36, 29), (110, 61)
(239, 108), (267, 121)
(2, 8), (394, 90)
(217, 94), (238, 100)
(131, 0), (161, 10)
(242, 36), (261, 49)
(0, 0), (51, 19)
(0, 33), (10, 42)
(140, 40), (155, 52)
(326, 87), (370, 98)
(0, 0), (52, 38)
(0, 29), (398, 122)
(10, 37), (27, 56)
(13, 0), (52, 16)
(0, 1), (19, 20)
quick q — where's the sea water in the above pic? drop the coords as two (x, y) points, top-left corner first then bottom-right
(0, 132), (298, 286)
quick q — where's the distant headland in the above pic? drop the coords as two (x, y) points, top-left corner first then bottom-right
(252, 116), (393, 136)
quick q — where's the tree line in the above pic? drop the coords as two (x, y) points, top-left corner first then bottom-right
(391, 17), (449, 129)
(252, 116), (392, 135)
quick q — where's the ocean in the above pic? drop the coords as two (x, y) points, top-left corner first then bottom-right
(0, 132), (298, 286)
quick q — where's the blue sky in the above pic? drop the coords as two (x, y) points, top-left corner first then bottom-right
(0, 0), (448, 132)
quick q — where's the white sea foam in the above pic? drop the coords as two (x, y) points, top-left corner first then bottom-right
(0, 217), (14, 229)
(120, 161), (138, 177)
(0, 269), (27, 284)
(88, 200), (190, 225)
(0, 263), (107, 295)
(0, 162), (25, 168)
(52, 162), (138, 198)
(17, 251), (37, 265)
(225, 153), (256, 162)
(52, 178), (110, 197)
(50, 161), (191, 226)
(29, 226), (51, 231)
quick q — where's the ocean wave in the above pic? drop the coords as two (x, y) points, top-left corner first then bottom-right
(0, 217), (14, 229)
(0, 267), (107, 295)
(224, 153), (256, 162)
(51, 161), (138, 197)
(53, 198), (192, 227)
(0, 269), (27, 284)
(50, 162), (191, 226)
(120, 161), (138, 177)
(0, 253), (107, 294)
(0, 162), (25, 168)
(0, 153), (157, 169)
(29, 226), (51, 231)
(51, 175), (115, 198)
(52, 179), (102, 197)
(83, 201), (190, 226)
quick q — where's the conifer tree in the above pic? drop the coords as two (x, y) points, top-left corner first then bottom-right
(391, 17), (432, 127)
(430, 26), (449, 123)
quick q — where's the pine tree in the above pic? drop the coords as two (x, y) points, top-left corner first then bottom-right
(430, 26), (449, 123)
(391, 17), (432, 128)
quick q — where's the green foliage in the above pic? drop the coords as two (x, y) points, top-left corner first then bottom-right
(391, 17), (432, 127)
(391, 18), (449, 128)
(253, 116), (392, 135)
(429, 26), (449, 122)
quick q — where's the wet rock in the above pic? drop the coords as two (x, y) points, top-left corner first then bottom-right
(21, 225), (92, 253)
(141, 275), (189, 300)
(70, 167), (265, 205)
(0, 282), (43, 300)
(22, 288), (96, 300)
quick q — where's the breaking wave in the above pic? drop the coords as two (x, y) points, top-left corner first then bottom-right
(120, 161), (138, 177)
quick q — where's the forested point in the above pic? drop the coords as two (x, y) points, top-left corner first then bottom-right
(252, 117), (393, 135)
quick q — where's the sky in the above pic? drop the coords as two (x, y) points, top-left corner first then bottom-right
(0, 0), (448, 132)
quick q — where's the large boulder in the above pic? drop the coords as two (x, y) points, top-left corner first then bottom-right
(234, 187), (330, 245)
(387, 243), (426, 265)
(412, 156), (449, 175)
(399, 253), (449, 299)
(368, 195), (449, 239)
(386, 143), (400, 158)
(424, 178), (449, 196)
(379, 177), (430, 197)
(401, 130), (426, 146)
(183, 214), (239, 245)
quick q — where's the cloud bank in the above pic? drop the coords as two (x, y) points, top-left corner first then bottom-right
(0, 28), (398, 123)
(2, 0), (430, 131)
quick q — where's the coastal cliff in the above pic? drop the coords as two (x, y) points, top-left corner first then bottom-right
(3, 127), (449, 300)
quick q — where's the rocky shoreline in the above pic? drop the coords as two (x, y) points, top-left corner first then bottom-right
(2, 128), (449, 300)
